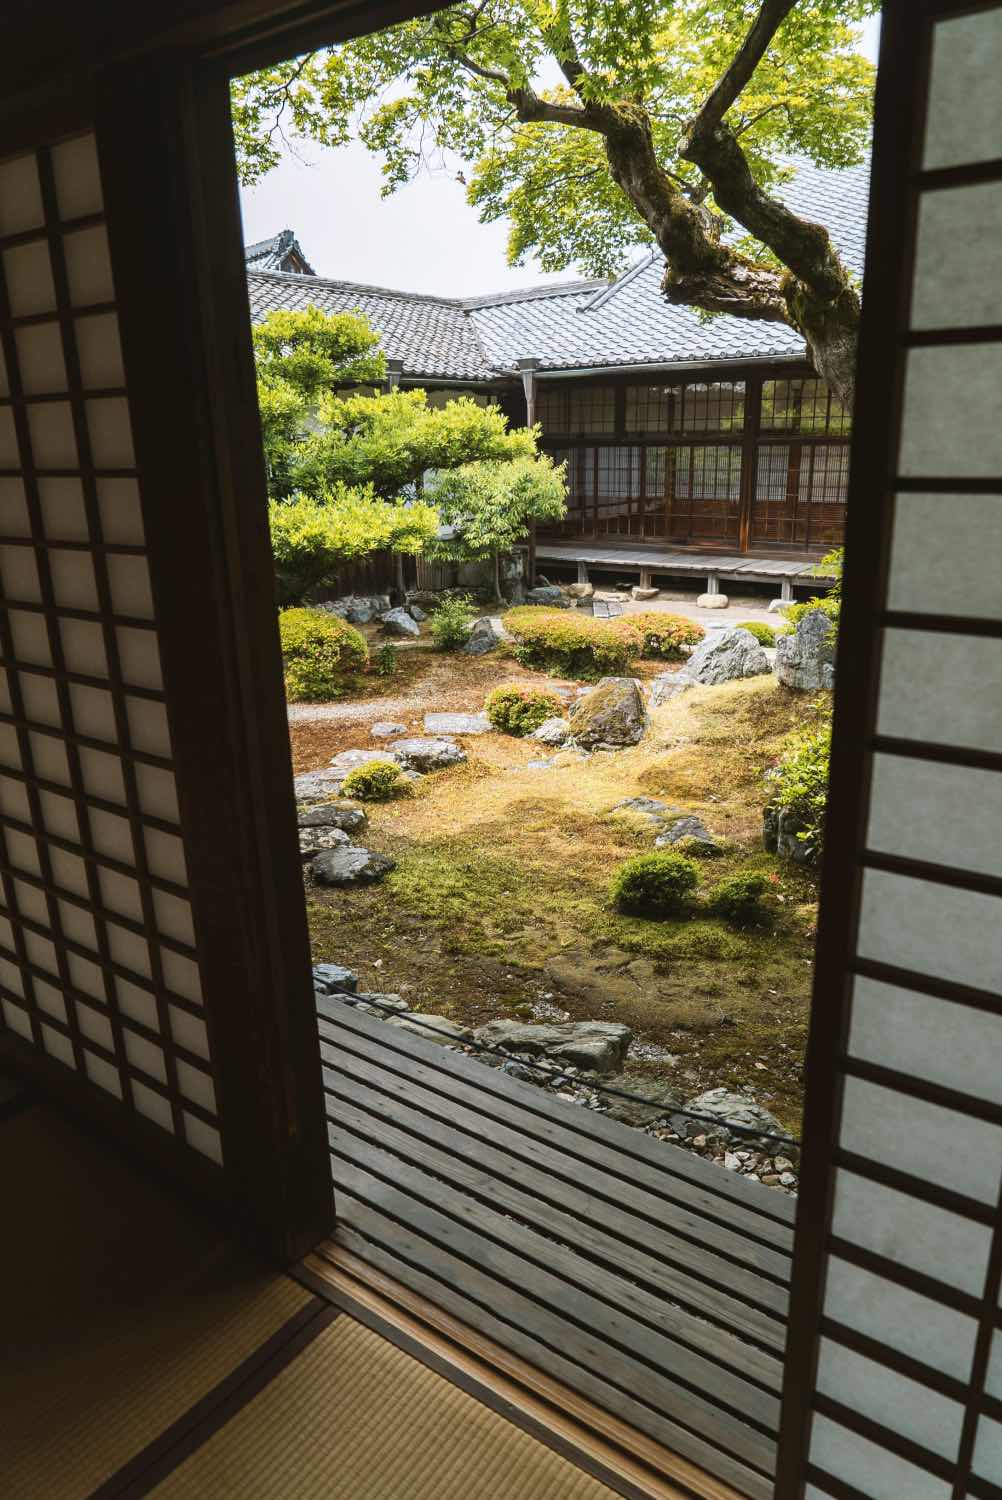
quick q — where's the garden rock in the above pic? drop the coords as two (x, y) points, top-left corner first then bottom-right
(408, 604), (427, 622)
(631, 586), (659, 601)
(684, 627), (769, 685)
(473, 1020), (632, 1074)
(294, 768), (352, 801)
(390, 736), (467, 772)
(526, 757), (556, 770)
(371, 721), (407, 739)
(774, 608), (836, 692)
(388, 1013), (472, 1046)
(310, 846), (396, 886)
(463, 616), (509, 655)
(324, 593), (391, 625)
(654, 815), (721, 854)
(423, 712), (491, 736)
(602, 1074), (683, 1127)
(530, 717), (571, 746)
(298, 803), (367, 833)
(649, 672), (695, 707)
(678, 1088), (789, 1150)
(526, 584), (569, 607)
(566, 581), (594, 599)
(569, 677), (647, 750)
(328, 748), (400, 775)
(767, 598), (788, 614)
(697, 592), (729, 609)
(381, 606), (421, 638)
(775, 806), (817, 864)
(312, 963), (358, 995)
(610, 796), (674, 828)
(299, 825), (351, 855)
(352, 991), (409, 1018)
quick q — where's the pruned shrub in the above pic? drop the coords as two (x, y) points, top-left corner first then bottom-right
(279, 607), (368, 701)
(485, 683), (562, 736)
(781, 593), (840, 631)
(340, 761), (408, 801)
(430, 594), (475, 652)
(771, 711), (832, 860)
(622, 612), (704, 660)
(610, 851), (699, 917)
(735, 621), (776, 647)
(374, 642), (398, 676)
(706, 872), (770, 925)
(505, 606), (632, 678)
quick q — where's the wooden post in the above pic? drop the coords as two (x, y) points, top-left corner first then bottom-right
(739, 371), (762, 554)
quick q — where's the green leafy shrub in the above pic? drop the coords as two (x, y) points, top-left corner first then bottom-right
(340, 761), (408, 801)
(279, 607), (368, 701)
(781, 546), (843, 633)
(735, 621), (776, 647)
(622, 612), (705, 660)
(610, 851), (699, 917)
(706, 872), (770, 925)
(430, 594), (476, 652)
(374, 643), (398, 676)
(505, 607), (633, 678)
(484, 684), (562, 736)
(772, 711), (832, 859)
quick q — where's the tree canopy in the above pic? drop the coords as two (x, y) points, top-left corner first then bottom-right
(234, 1), (878, 400)
(427, 452), (568, 597)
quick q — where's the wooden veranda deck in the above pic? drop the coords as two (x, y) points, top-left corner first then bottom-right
(535, 543), (836, 599)
(318, 997), (796, 1500)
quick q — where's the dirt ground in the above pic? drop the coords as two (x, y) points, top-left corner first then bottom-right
(293, 626), (823, 1135)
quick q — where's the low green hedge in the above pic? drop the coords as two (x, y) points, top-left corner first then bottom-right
(735, 620), (776, 647)
(279, 607), (368, 702)
(610, 851), (699, 917)
(505, 607), (633, 678)
(705, 872), (770, 925)
(484, 684), (562, 736)
(624, 612), (704, 660)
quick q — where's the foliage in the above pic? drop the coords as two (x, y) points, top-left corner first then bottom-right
(269, 487), (440, 605)
(484, 684), (562, 736)
(278, 607), (368, 701)
(772, 709), (833, 859)
(375, 642), (398, 676)
(610, 851), (699, 918)
(426, 453), (567, 596)
(622, 612), (704, 660)
(505, 606), (633, 678)
(782, 547), (843, 630)
(341, 761), (409, 801)
(705, 872), (770, 925)
(429, 594), (476, 652)
(736, 621), (777, 647)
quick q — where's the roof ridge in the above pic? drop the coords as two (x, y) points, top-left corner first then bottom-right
(577, 250), (659, 313)
(245, 267), (466, 307)
(461, 278), (607, 309)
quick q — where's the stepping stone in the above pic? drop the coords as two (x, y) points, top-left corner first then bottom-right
(423, 712), (491, 735)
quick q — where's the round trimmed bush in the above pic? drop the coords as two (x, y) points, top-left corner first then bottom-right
(705, 872), (770, 925)
(484, 684), (562, 736)
(340, 761), (408, 801)
(623, 612), (705, 660)
(279, 607), (368, 702)
(735, 621), (776, 647)
(610, 851), (699, 917)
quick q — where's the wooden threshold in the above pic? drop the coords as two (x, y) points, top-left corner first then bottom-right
(299, 1242), (753, 1500)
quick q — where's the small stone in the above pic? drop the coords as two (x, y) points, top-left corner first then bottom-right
(649, 672), (694, 707)
(526, 757), (556, 770)
(779, 1171), (797, 1187)
(760, 1173), (781, 1187)
(389, 736), (467, 771)
(530, 717), (571, 746)
(312, 963), (358, 994)
(473, 1019), (632, 1075)
(423, 712), (491, 736)
(388, 1013), (472, 1046)
(299, 826), (351, 854)
(724, 1151), (742, 1171)
(774, 1156), (794, 1173)
(310, 846), (396, 886)
(697, 593), (729, 609)
(328, 748), (400, 774)
(298, 803), (367, 833)
(463, 616), (510, 655)
(381, 606), (421, 638)
(566, 582), (594, 599)
(353, 991), (409, 1015)
(631, 586), (659, 601)
(408, 603), (427, 622)
(654, 815), (720, 854)
(371, 721), (407, 739)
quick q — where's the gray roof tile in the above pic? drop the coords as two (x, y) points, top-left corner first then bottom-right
(245, 157), (870, 380)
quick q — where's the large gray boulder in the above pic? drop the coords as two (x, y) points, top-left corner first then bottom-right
(603, 1074), (683, 1127)
(526, 584), (570, 607)
(424, 712), (491, 736)
(381, 606), (421, 638)
(298, 803), (367, 834)
(473, 1019), (632, 1074)
(462, 616), (509, 655)
(531, 716), (571, 746)
(389, 736), (467, 772)
(774, 608), (836, 692)
(310, 846), (396, 885)
(312, 962), (358, 994)
(294, 767), (352, 801)
(649, 672), (695, 707)
(678, 1088), (790, 1151)
(299, 825), (351, 855)
(569, 677), (647, 749)
(654, 815), (721, 854)
(683, 627), (769, 686)
(328, 748), (400, 775)
(324, 593), (390, 625)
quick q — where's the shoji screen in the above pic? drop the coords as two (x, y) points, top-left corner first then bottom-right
(778, 5), (1002, 1498)
(0, 135), (222, 1165)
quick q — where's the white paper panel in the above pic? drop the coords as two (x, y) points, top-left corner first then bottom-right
(3, 240), (56, 317)
(809, 1414), (952, 1500)
(823, 1254), (978, 1383)
(96, 478), (144, 544)
(38, 477), (89, 539)
(923, 8), (1002, 170)
(132, 1079), (173, 1132)
(63, 225), (115, 306)
(887, 493), (1002, 620)
(0, 153), (44, 235)
(0, 407), (20, 466)
(86, 397), (135, 469)
(899, 346), (1002, 479)
(49, 549), (99, 611)
(848, 976), (1002, 1105)
(831, 1169), (992, 1296)
(877, 628), (1002, 752)
(183, 1112), (222, 1165)
(27, 401), (78, 469)
(51, 135), (103, 220)
(0, 479), (30, 535)
(815, 1339), (964, 1462)
(867, 753), (1002, 877)
(75, 312), (125, 389)
(972, 1413), (1002, 1485)
(911, 181), (1002, 330)
(985, 1330), (1002, 1401)
(15, 321), (68, 394)
(84, 1050), (123, 1098)
(857, 868), (1002, 995)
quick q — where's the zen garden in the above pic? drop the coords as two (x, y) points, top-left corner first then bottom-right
(235, 0), (876, 1188)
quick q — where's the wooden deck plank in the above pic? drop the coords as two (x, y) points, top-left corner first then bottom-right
(323, 1066), (787, 1353)
(331, 1166), (779, 1490)
(535, 543), (835, 579)
(319, 1003), (795, 1237)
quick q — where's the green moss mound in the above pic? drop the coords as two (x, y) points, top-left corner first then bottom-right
(341, 761), (408, 801)
(610, 851), (699, 917)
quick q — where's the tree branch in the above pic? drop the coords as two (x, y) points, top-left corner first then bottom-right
(690, 0), (797, 138)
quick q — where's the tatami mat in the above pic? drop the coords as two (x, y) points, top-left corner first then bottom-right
(1, 1107), (311, 1500)
(149, 1313), (620, 1500)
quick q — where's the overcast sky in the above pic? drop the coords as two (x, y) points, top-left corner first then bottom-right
(238, 15), (881, 298)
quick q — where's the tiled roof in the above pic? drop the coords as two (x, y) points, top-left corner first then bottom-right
(245, 228), (316, 275)
(245, 157), (870, 380)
